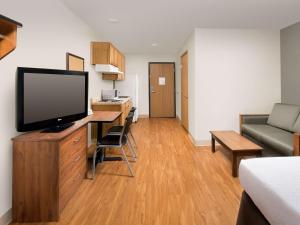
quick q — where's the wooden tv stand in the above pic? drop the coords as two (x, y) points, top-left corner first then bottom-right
(11, 111), (122, 222)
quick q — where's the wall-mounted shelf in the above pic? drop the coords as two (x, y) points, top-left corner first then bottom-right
(0, 14), (22, 59)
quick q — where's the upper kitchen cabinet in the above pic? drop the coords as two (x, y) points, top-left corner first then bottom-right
(91, 42), (125, 80)
(0, 14), (22, 59)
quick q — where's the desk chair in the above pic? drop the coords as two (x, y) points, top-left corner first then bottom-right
(129, 107), (137, 148)
(108, 108), (138, 150)
(107, 112), (137, 158)
(130, 106), (137, 113)
(93, 114), (135, 178)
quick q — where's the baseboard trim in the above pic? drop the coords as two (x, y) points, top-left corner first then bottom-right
(195, 140), (212, 146)
(188, 134), (216, 147)
(138, 114), (149, 119)
(188, 134), (199, 146)
(0, 209), (12, 225)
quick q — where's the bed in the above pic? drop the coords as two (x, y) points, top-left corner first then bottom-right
(236, 157), (300, 225)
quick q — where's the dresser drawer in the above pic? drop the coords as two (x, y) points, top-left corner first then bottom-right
(59, 126), (87, 212)
(60, 147), (86, 185)
(60, 126), (87, 169)
(59, 151), (86, 212)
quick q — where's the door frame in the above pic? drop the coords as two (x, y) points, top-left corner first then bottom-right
(148, 62), (176, 118)
(180, 51), (189, 131)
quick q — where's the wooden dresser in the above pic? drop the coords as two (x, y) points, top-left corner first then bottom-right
(12, 124), (88, 222)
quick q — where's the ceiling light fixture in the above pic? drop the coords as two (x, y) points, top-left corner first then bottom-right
(151, 43), (158, 47)
(108, 18), (119, 23)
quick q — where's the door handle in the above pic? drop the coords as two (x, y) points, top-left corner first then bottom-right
(150, 86), (156, 93)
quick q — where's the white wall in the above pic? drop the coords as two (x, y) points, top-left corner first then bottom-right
(125, 54), (176, 116)
(0, 0), (111, 220)
(192, 29), (281, 144)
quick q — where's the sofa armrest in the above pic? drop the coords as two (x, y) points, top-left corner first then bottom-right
(239, 114), (269, 134)
(293, 133), (300, 156)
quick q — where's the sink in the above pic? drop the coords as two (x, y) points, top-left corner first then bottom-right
(100, 99), (122, 103)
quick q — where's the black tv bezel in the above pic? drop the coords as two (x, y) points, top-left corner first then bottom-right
(16, 67), (89, 132)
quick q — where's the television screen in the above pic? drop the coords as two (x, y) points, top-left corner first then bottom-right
(17, 67), (88, 132)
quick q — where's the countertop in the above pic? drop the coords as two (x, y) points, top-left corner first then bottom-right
(91, 97), (131, 105)
(12, 111), (122, 142)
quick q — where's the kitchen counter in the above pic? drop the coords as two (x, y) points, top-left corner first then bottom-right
(91, 97), (131, 105)
(90, 97), (133, 139)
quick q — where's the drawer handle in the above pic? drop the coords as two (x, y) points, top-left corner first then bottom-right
(73, 155), (81, 162)
(73, 137), (81, 144)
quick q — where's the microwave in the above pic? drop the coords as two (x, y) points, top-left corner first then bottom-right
(101, 89), (118, 101)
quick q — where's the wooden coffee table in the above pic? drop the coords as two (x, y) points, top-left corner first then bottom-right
(210, 130), (262, 177)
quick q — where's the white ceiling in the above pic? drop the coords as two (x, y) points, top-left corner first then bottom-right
(61, 0), (300, 54)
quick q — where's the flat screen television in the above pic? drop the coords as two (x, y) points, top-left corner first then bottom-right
(16, 67), (88, 132)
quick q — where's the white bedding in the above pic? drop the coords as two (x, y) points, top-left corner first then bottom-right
(239, 157), (300, 225)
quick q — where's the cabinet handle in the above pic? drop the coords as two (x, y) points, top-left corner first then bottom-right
(73, 137), (81, 144)
(73, 155), (81, 162)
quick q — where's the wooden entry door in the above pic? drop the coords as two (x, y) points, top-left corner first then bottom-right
(149, 63), (175, 117)
(181, 52), (189, 130)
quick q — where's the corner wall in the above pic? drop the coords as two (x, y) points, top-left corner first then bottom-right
(195, 29), (281, 144)
(281, 21), (300, 105)
(178, 29), (281, 145)
(0, 0), (111, 222)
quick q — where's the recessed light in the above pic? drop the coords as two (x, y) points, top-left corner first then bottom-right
(151, 43), (158, 47)
(108, 18), (119, 23)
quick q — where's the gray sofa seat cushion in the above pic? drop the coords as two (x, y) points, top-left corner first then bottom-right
(267, 103), (300, 131)
(292, 116), (300, 133)
(242, 124), (293, 156)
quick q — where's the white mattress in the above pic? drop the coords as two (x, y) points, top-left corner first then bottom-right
(239, 157), (300, 225)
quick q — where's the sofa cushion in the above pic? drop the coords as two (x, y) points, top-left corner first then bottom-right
(243, 133), (285, 157)
(267, 103), (300, 131)
(242, 124), (293, 156)
(292, 116), (300, 133)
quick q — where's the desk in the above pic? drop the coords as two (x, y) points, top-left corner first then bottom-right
(87, 111), (122, 124)
(88, 111), (122, 162)
(12, 111), (122, 222)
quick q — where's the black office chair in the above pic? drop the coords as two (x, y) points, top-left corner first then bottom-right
(107, 107), (138, 150)
(93, 113), (136, 178)
(130, 106), (137, 113)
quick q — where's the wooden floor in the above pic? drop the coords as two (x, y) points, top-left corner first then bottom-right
(12, 118), (243, 225)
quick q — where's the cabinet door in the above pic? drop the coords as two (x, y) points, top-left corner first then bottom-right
(114, 49), (118, 67)
(121, 55), (125, 74)
(109, 45), (117, 66)
(117, 51), (122, 70)
(117, 73), (125, 80)
(91, 42), (110, 65)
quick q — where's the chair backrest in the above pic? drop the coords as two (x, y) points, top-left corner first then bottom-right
(130, 107), (137, 113)
(117, 112), (134, 146)
(124, 112), (134, 135)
